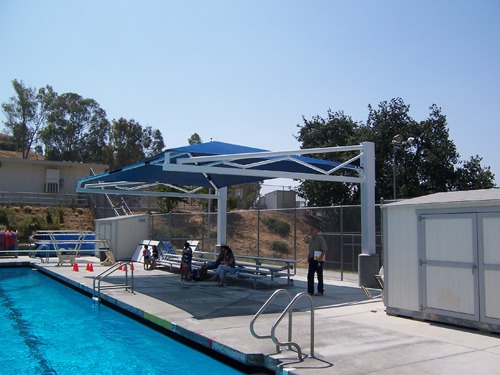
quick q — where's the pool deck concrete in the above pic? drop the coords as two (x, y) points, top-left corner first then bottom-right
(2, 255), (500, 374)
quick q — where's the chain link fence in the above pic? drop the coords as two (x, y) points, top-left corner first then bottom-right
(150, 205), (382, 275)
(0, 191), (88, 207)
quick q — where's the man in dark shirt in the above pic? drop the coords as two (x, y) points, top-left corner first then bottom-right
(307, 226), (327, 296)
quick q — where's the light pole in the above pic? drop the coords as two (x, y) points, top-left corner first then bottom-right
(392, 134), (414, 199)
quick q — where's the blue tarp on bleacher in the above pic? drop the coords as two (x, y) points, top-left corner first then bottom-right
(32, 233), (96, 256)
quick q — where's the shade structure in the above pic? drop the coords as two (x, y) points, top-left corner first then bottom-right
(77, 141), (362, 194)
(76, 140), (377, 287)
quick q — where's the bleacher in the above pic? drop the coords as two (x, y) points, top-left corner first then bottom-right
(131, 239), (295, 289)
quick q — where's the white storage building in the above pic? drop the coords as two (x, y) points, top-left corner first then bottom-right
(95, 214), (150, 261)
(382, 189), (500, 333)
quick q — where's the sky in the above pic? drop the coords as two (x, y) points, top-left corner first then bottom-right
(1, 1), (499, 194)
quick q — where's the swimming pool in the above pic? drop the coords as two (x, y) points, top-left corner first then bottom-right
(0, 267), (245, 374)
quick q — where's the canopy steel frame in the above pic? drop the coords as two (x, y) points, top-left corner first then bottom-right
(76, 142), (376, 285)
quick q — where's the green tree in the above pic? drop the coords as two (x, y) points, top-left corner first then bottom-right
(454, 155), (495, 191)
(295, 109), (361, 205)
(107, 118), (165, 168)
(410, 104), (459, 195)
(188, 133), (202, 145)
(1, 80), (56, 158)
(230, 182), (261, 209)
(296, 98), (495, 205)
(0, 133), (17, 151)
(365, 98), (418, 200)
(154, 185), (187, 212)
(364, 99), (461, 199)
(40, 92), (109, 162)
(108, 118), (145, 169)
(145, 127), (165, 156)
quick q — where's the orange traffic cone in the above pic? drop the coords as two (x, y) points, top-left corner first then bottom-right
(72, 263), (79, 272)
(86, 263), (94, 272)
(130, 262), (134, 271)
(118, 263), (123, 271)
(123, 264), (127, 272)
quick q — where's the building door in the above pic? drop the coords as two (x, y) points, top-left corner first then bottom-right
(419, 213), (479, 321)
(478, 213), (500, 325)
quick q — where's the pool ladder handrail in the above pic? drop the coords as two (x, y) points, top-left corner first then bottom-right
(250, 289), (315, 360)
(29, 243), (53, 263)
(93, 261), (134, 301)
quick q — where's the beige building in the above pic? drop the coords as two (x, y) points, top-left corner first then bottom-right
(258, 190), (297, 209)
(0, 150), (107, 199)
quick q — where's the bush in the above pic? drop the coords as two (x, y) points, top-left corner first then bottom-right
(59, 207), (66, 223)
(0, 207), (12, 228)
(262, 217), (291, 237)
(227, 196), (238, 211)
(21, 215), (45, 235)
(170, 228), (190, 245)
(46, 209), (54, 225)
(272, 240), (289, 254)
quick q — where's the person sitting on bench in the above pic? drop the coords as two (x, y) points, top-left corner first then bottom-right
(199, 250), (225, 280)
(214, 245), (236, 287)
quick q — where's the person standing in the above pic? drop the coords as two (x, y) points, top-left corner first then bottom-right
(151, 245), (159, 269)
(307, 226), (327, 296)
(142, 245), (151, 270)
(180, 242), (193, 281)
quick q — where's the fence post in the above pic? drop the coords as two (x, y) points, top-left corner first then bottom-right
(257, 209), (260, 258)
(294, 207), (297, 271)
(340, 205), (344, 281)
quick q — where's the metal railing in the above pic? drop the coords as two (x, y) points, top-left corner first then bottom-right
(92, 261), (135, 301)
(150, 205), (383, 276)
(0, 191), (88, 206)
(28, 230), (111, 263)
(250, 289), (315, 361)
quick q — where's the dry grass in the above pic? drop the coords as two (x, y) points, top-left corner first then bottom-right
(3, 204), (314, 267)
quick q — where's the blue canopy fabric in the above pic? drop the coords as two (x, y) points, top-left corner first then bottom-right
(77, 141), (359, 191)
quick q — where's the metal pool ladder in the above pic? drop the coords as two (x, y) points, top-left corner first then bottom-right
(250, 289), (315, 360)
(93, 261), (135, 301)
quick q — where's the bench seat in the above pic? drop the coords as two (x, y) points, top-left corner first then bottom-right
(225, 270), (268, 289)
(157, 254), (208, 272)
(156, 252), (296, 289)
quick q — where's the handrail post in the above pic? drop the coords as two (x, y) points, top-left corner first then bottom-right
(250, 289), (315, 361)
(249, 289), (292, 342)
(92, 261), (134, 301)
(310, 297), (315, 357)
(270, 292), (315, 360)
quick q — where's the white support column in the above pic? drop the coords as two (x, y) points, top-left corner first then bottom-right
(359, 141), (379, 287)
(361, 141), (376, 255)
(216, 187), (228, 247)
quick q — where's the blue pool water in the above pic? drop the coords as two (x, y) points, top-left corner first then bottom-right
(0, 267), (245, 375)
